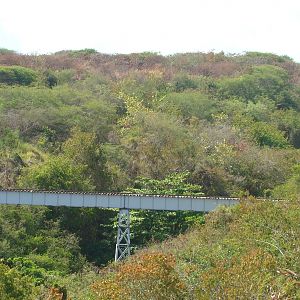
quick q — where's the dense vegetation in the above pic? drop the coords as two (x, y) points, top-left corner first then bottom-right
(0, 49), (299, 298)
(94, 199), (300, 299)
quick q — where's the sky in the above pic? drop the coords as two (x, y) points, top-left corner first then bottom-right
(0, 0), (299, 62)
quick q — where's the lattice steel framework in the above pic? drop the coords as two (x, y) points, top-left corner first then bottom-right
(115, 209), (131, 261)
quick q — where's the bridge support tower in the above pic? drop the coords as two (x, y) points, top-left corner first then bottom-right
(115, 208), (131, 261)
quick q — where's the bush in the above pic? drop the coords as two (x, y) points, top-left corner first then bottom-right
(0, 205), (87, 274)
(198, 249), (287, 299)
(0, 262), (37, 300)
(18, 155), (94, 191)
(92, 252), (187, 300)
(44, 71), (58, 88)
(217, 65), (294, 106)
(0, 66), (37, 85)
(172, 74), (198, 92)
(163, 91), (218, 120)
(0, 48), (16, 55)
(4, 257), (49, 285)
(273, 164), (300, 200)
(249, 122), (291, 148)
(68, 48), (98, 57)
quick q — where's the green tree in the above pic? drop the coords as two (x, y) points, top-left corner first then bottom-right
(18, 155), (93, 191)
(18, 129), (116, 265)
(125, 172), (204, 248)
(119, 105), (196, 178)
(127, 172), (203, 196)
(0, 205), (86, 274)
(62, 128), (111, 191)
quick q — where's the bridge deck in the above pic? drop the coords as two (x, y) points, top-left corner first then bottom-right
(0, 189), (239, 212)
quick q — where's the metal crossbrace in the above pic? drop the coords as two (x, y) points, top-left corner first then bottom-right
(115, 209), (131, 261)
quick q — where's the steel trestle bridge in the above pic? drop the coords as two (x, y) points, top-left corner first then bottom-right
(0, 189), (239, 261)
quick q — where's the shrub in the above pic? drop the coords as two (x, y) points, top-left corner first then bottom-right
(273, 164), (300, 200)
(0, 66), (37, 85)
(172, 74), (198, 92)
(0, 48), (16, 55)
(198, 249), (291, 299)
(0, 262), (37, 300)
(92, 252), (187, 300)
(18, 155), (94, 191)
(163, 91), (218, 120)
(4, 257), (49, 285)
(68, 48), (98, 57)
(44, 71), (58, 88)
(249, 122), (290, 148)
(216, 65), (294, 107)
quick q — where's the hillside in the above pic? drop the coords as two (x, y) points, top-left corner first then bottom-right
(0, 49), (300, 299)
(92, 199), (300, 300)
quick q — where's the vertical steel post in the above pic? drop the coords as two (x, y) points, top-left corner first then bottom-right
(115, 208), (130, 261)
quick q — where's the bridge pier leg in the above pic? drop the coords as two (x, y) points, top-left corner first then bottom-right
(115, 208), (131, 262)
